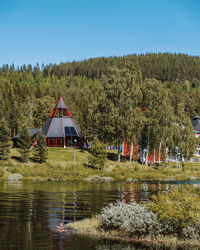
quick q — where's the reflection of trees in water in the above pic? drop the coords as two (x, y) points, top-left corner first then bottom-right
(0, 181), (187, 249)
(122, 183), (137, 203)
(122, 182), (153, 203)
(121, 182), (174, 204)
(59, 184), (122, 223)
(0, 189), (52, 249)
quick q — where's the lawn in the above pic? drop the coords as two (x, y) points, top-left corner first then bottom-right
(0, 148), (200, 181)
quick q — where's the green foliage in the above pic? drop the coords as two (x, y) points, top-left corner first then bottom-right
(0, 53), (199, 163)
(161, 143), (166, 162)
(43, 53), (200, 82)
(0, 118), (11, 160)
(167, 114), (197, 159)
(148, 186), (200, 233)
(89, 63), (143, 161)
(89, 138), (107, 170)
(140, 79), (174, 164)
(17, 125), (31, 162)
(97, 186), (200, 240)
(0, 168), (4, 177)
(33, 97), (55, 128)
(33, 132), (48, 163)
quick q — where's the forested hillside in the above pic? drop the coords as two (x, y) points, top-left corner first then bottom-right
(43, 53), (200, 82)
(0, 53), (199, 161)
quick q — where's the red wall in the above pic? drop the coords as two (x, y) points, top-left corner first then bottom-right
(123, 138), (161, 162)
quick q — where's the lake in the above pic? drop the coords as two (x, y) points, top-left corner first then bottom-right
(0, 180), (198, 250)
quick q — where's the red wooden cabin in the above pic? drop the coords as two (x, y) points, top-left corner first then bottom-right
(42, 97), (84, 148)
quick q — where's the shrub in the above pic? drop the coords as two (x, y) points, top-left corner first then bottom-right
(98, 201), (161, 237)
(89, 138), (107, 170)
(182, 220), (200, 240)
(148, 186), (200, 237)
(98, 186), (200, 240)
(17, 125), (31, 162)
(33, 132), (48, 163)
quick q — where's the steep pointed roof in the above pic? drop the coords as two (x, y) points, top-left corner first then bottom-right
(44, 117), (83, 138)
(54, 97), (67, 110)
(51, 97), (72, 117)
(42, 98), (83, 143)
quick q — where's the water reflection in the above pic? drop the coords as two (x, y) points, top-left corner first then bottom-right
(0, 180), (199, 249)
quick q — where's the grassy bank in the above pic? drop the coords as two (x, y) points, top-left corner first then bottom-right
(0, 148), (200, 181)
(67, 188), (200, 248)
(67, 218), (200, 249)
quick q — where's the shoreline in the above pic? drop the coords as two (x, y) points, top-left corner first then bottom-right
(1, 176), (200, 182)
(64, 218), (200, 248)
(1, 165), (200, 182)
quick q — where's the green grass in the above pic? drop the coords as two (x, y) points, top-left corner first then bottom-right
(67, 217), (200, 248)
(0, 148), (200, 181)
(48, 147), (89, 163)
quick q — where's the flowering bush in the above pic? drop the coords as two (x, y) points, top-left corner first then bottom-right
(98, 201), (161, 237)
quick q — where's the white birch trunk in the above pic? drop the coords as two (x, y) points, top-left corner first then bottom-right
(158, 140), (162, 165)
(129, 143), (133, 162)
(141, 148), (144, 164)
(145, 143), (149, 165)
(181, 156), (184, 170)
(118, 145), (121, 162)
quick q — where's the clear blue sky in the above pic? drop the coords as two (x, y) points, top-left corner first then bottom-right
(0, 0), (200, 66)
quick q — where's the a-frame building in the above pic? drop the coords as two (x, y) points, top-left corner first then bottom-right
(42, 97), (84, 147)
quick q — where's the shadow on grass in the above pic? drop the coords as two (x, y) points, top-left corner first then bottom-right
(79, 148), (87, 153)
(11, 156), (23, 162)
(107, 152), (128, 162)
(29, 157), (37, 163)
(83, 163), (100, 170)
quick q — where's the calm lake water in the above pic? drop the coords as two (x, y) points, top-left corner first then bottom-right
(0, 180), (199, 250)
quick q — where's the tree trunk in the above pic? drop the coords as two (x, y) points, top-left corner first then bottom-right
(145, 143), (149, 165)
(158, 140), (162, 165)
(153, 149), (155, 163)
(181, 156), (184, 171)
(141, 148), (144, 164)
(118, 145), (121, 162)
(129, 143), (133, 162)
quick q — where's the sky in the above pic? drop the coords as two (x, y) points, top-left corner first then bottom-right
(0, 0), (200, 66)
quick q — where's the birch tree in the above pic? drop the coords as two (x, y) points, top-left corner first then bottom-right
(140, 79), (173, 165)
(95, 63), (142, 162)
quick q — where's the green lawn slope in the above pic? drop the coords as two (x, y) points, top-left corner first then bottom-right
(0, 148), (200, 181)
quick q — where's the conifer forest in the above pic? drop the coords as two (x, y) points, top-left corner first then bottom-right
(1, 53), (199, 160)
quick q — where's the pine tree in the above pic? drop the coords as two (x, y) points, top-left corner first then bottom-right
(17, 125), (31, 162)
(8, 87), (19, 137)
(33, 132), (48, 163)
(89, 138), (107, 170)
(0, 118), (11, 160)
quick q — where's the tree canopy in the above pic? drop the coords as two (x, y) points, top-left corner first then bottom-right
(0, 52), (198, 162)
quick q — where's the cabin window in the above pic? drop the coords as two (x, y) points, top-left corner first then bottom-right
(49, 139), (54, 146)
